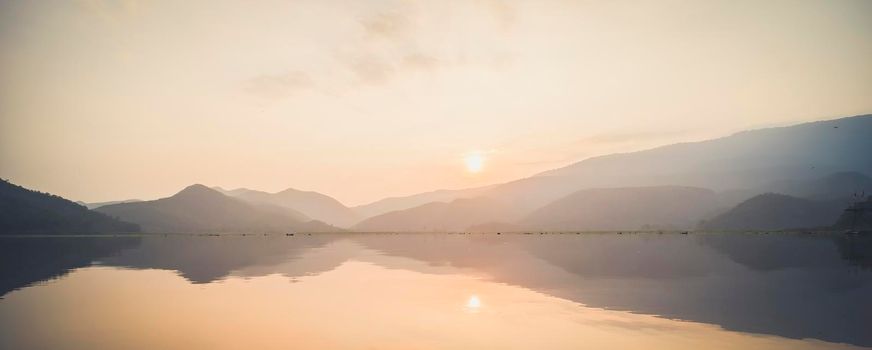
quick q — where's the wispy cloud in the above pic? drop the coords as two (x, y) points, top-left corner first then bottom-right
(242, 1), (517, 96)
(243, 71), (314, 99)
(361, 10), (410, 40)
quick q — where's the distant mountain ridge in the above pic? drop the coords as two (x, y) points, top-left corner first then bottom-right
(353, 196), (513, 232)
(78, 199), (142, 210)
(351, 185), (496, 220)
(97, 184), (335, 233)
(522, 186), (719, 231)
(770, 171), (872, 200)
(834, 196), (872, 230)
(702, 193), (845, 231)
(538, 115), (872, 187)
(13, 113), (869, 233)
(0, 179), (139, 234)
(354, 114), (872, 231)
(215, 187), (358, 227)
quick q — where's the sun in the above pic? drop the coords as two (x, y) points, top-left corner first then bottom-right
(466, 295), (482, 310)
(464, 152), (485, 173)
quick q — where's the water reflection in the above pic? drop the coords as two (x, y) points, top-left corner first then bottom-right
(0, 233), (870, 348)
(0, 236), (140, 295)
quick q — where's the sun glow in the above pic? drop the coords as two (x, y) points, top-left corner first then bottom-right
(466, 295), (482, 311)
(464, 152), (485, 173)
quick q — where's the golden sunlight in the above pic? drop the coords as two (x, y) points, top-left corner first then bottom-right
(466, 295), (482, 310)
(463, 152), (485, 173)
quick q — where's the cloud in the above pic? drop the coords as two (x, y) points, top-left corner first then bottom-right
(337, 2), (516, 86)
(402, 52), (441, 71)
(361, 10), (410, 39)
(346, 55), (396, 85)
(484, 0), (516, 32)
(244, 1), (518, 95)
(243, 71), (314, 99)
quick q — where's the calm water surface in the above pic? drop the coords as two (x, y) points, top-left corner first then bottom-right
(1, 233), (870, 349)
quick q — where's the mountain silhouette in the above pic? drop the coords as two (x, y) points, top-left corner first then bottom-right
(351, 185), (495, 220)
(701, 193), (844, 230)
(96, 184), (335, 233)
(353, 197), (515, 232)
(833, 196), (872, 230)
(0, 179), (139, 234)
(522, 186), (719, 231)
(79, 199), (142, 210)
(216, 187), (358, 227)
(770, 171), (872, 200)
(352, 114), (872, 231)
(539, 114), (872, 189)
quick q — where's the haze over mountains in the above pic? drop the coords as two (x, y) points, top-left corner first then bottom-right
(353, 197), (514, 232)
(78, 199), (142, 210)
(351, 185), (496, 220)
(354, 114), (872, 231)
(214, 187), (358, 227)
(522, 187), (719, 231)
(1, 114), (870, 234)
(701, 193), (846, 231)
(96, 185), (335, 233)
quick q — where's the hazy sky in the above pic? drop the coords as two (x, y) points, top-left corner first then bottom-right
(1, 0), (871, 205)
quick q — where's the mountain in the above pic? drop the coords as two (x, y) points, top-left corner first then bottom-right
(79, 199), (142, 210)
(771, 171), (872, 200)
(96, 184), (335, 233)
(353, 114), (872, 231)
(539, 115), (872, 190)
(0, 179), (139, 234)
(499, 114), (872, 216)
(701, 193), (844, 230)
(353, 197), (515, 232)
(216, 187), (358, 227)
(833, 196), (872, 231)
(521, 186), (719, 231)
(351, 185), (495, 220)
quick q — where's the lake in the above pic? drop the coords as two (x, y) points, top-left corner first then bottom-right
(1, 233), (870, 349)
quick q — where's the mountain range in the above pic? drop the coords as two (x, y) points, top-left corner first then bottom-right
(95, 184), (335, 233)
(214, 187), (358, 227)
(353, 114), (872, 231)
(2, 114), (871, 234)
(350, 185), (496, 219)
(78, 199), (142, 210)
(701, 193), (846, 231)
(521, 186), (720, 231)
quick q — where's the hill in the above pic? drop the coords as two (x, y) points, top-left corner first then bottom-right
(771, 171), (872, 200)
(833, 196), (872, 231)
(351, 185), (495, 220)
(96, 184), (335, 233)
(521, 186), (719, 231)
(701, 193), (844, 230)
(216, 187), (358, 227)
(79, 199), (142, 210)
(0, 179), (139, 234)
(353, 197), (515, 232)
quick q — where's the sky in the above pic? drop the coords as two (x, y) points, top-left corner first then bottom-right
(1, 0), (871, 206)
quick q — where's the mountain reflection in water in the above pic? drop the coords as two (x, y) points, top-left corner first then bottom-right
(1, 233), (870, 349)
